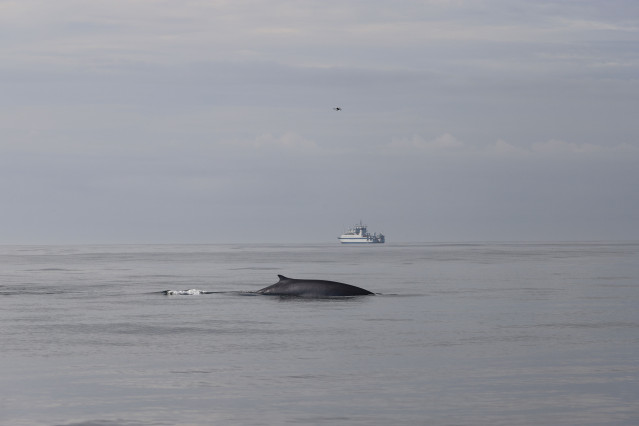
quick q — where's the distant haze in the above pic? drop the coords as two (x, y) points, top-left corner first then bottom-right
(2, 1), (638, 243)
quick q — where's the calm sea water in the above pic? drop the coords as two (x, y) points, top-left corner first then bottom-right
(1, 242), (638, 426)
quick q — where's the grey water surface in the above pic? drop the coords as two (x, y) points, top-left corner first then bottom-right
(1, 242), (638, 425)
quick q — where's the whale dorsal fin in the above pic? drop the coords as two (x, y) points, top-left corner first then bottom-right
(277, 274), (289, 281)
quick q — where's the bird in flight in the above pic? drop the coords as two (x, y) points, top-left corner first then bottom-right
(333, 107), (342, 111)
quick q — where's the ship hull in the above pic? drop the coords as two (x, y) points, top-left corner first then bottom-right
(339, 236), (384, 244)
(339, 241), (382, 244)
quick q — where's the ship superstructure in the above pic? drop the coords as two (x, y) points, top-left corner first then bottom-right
(338, 221), (385, 244)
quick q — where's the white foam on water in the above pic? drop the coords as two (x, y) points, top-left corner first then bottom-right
(164, 289), (206, 296)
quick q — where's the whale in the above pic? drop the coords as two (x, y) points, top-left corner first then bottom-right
(255, 275), (374, 298)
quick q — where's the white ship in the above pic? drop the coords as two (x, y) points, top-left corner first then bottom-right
(339, 221), (385, 244)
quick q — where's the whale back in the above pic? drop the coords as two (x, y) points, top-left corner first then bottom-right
(256, 275), (374, 297)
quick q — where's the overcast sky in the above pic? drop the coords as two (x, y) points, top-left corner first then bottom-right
(1, 0), (638, 243)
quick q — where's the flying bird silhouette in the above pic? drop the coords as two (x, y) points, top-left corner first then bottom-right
(333, 107), (342, 111)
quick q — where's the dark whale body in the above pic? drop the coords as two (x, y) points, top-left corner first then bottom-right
(256, 275), (374, 298)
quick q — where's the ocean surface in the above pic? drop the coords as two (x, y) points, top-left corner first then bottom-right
(1, 242), (638, 426)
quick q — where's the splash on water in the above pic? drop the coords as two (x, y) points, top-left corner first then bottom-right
(163, 289), (207, 296)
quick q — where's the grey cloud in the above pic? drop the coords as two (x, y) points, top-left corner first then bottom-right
(1, 0), (638, 243)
